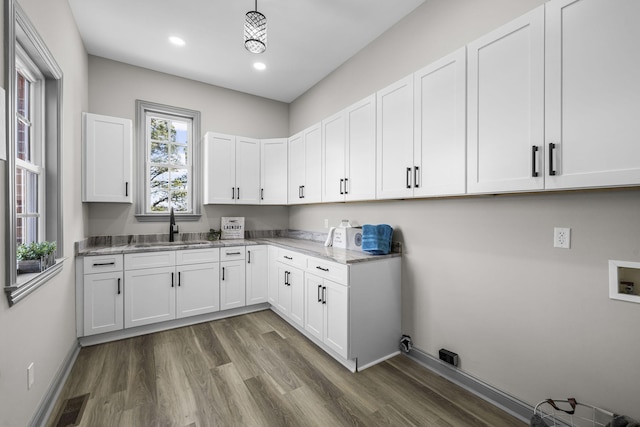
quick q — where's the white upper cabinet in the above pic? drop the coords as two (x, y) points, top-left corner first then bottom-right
(288, 123), (322, 204)
(235, 136), (261, 204)
(203, 132), (236, 204)
(414, 48), (467, 197)
(376, 75), (415, 199)
(545, 0), (640, 189)
(260, 138), (288, 204)
(322, 95), (377, 203)
(467, 6), (545, 194)
(82, 113), (132, 203)
(203, 132), (260, 204)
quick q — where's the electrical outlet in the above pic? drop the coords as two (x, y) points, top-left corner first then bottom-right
(27, 363), (35, 390)
(324, 219), (329, 228)
(554, 227), (571, 249)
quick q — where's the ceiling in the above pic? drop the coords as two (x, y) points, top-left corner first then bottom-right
(67, 0), (426, 103)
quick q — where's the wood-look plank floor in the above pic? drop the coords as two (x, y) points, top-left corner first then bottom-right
(47, 310), (525, 427)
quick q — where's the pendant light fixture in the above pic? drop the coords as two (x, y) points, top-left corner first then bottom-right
(244, 0), (267, 54)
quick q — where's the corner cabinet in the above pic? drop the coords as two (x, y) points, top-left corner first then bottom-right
(82, 113), (132, 203)
(466, 6), (545, 194)
(544, 0), (640, 189)
(288, 123), (322, 204)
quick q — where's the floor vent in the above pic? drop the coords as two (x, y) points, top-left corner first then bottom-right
(54, 393), (89, 427)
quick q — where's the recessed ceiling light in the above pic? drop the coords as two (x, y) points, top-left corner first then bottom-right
(253, 62), (266, 71)
(169, 36), (185, 46)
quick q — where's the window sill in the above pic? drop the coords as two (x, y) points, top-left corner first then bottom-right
(135, 213), (201, 222)
(5, 258), (66, 306)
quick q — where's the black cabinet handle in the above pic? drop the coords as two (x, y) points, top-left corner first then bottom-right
(340, 179), (344, 195)
(414, 167), (419, 188)
(92, 262), (115, 267)
(549, 143), (557, 176)
(316, 266), (329, 272)
(284, 255), (293, 260)
(178, 272), (181, 287)
(237, 187), (240, 200)
(125, 182), (129, 197)
(344, 178), (348, 194)
(261, 188), (264, 200)
(117, 278), (121, 295)
(284, 271), (290, 286)
(317, 284), (322, 302)
(247, 251), (251, 264)
(298, 185), (302, 199)
(532, 146), (539, 177)
(406, 167), (412, 189)
(171, 272), (174, 287)
(301, 185), (305, 198)
(222, 267), (225, 281)
(232, 187), (235, 200)
(322, 286), (327, 304)
(226, 252), (242, 256)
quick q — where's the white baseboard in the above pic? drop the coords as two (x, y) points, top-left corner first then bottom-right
(30, 341), (80, 427)
(405, 347), (532, 424)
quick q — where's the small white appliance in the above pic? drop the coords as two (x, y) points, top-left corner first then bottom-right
(331, 220), (363, 251)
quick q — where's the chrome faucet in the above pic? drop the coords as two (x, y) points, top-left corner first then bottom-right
(169, 208), (178, 242)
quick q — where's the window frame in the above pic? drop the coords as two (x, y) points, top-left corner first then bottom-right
(135, 100), (201, 221)
(4, 1), (65, 306)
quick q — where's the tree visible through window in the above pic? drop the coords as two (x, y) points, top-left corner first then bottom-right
(147, 114), (191, 212)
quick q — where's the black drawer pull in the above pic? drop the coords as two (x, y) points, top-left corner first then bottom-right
(171, 272), (174, 287)
(93, 262), (115, 267)
(125, 182), (129, 197)
(178, 272), (181, 287)
(226, 252), (242, 256)
(549, 143), (557, 176)
(222, 267), (225, 281)
(247, 251), (251, 264)
(322, 286), (327, 304)
(317, 284), (322, 302)
(406, 167), (412, 188)
(117, 278), (121, 295)
(316, 266), (329, 272)
(284, 255), (293, 260)
(532, 145), (539, 177)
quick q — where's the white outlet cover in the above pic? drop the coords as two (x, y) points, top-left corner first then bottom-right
(554, 227), (571, 249)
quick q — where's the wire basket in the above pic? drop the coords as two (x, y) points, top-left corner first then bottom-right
(531, 398), (614, 427)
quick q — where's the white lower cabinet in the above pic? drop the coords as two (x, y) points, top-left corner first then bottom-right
(124, 249), (220, 328)
(304, 273), (348, 358)
(83, 271), (124, 336)
(220, 247), (246, 311)
(246, 245), (268, 305)
(274, 262), (305, 327)
(176, 262), (220, 318)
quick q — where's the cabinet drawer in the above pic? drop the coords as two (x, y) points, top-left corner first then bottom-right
(220, 246), (245, 261)
(125, 251), (176, 270)
(176, 248), (219, 265)
(83, 254), (123, 274)
(277, 248), (307, 268)
(307, 257), (348, 285)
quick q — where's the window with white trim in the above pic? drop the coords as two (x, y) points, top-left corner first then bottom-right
(135, 101), (201, 220)
(15, 47), (45, 245)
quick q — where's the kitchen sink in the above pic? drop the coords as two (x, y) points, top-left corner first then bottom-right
(134, 241), (212, 248)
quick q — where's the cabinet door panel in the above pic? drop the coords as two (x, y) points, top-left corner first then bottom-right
(260, 139), (288, 204)
(467, 7), (544, 193)
(288, 133), (305, 204)
(303, 124), (323, 203)
(545, 0), (640, 189)
(236, 137), (261, 204)
(220, 260), (246, 311)
(324, 279), (349, 358)
(304, 274), (324, 341)
(414, 48), (466, 197)
(83, 272), (124, 336)
(288, 267), (305, 327)
(125, 266), (176, 328)
(346, 95), (376, 201)
(267, 246), (279, 305)
(203, 132), (236, 204)
(322, 112), (347, 202)
(376, 75), (415, 199)
(82, 113), (132, 203)
(176, 263), (220, 318)
(246, 246), (268, 305)
(276, 264), (291, 315)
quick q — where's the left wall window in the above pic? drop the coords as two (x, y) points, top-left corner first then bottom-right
(5, 1), (64, 306)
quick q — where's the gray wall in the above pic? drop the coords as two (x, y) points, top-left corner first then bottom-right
(289, 0), (640, 419)
(0, 0), (89, 425)
(87, 56), (290, 236)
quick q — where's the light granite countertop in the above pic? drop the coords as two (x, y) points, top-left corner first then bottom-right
(77, 237), (400, 265)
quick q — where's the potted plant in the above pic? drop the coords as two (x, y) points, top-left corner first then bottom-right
(207, 228), (221, 241)
(17, 241), (57, 274)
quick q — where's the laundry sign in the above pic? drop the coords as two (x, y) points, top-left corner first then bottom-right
(221, 217), (245, 239)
